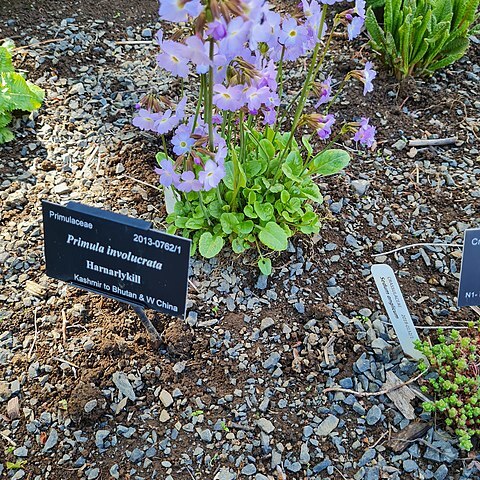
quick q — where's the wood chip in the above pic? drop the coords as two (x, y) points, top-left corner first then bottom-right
(387, 421), (430, 453)
(6, 397), (20, 420)
(25, 280), (46, 297)
(384, 371), (416, 420)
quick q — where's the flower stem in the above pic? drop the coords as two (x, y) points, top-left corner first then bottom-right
(197, 191), (211, 226)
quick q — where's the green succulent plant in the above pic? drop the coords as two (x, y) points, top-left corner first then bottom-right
(365, 0), (480, 79)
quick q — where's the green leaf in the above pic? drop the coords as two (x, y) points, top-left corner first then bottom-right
(311, 149), (350, 176)
(232, 238), (247, 253)
(254, 201), (274, 221)
(185, 217), (205, 230)
(301, 183), (324, 203)
(223, 161), (234, 190)
(281, 163), (302, 183)
(155, 151), (168, 164)
(0, 46), (14, 73)
(245, 160), (263, 177)
(0, 111), (12, 128)
(220, 212), (240, 234)
(0, 126), (14, 143)
(302, 135), (313, 156)
(208, 200), (224, 219)
(258, 257), (272, 276)
(366, 8), (387, 51)
(269, 183), (284, 193)
(258, 222), (288, 251)
(244, 204), (257, 218)
(285, 150), (304, 176)
(280, 190), (290, 203)
(238, 220), (254, 235)
(198, 232), (224, 258)
(1, 72), (43, 111)
(259, 138), (275, 160)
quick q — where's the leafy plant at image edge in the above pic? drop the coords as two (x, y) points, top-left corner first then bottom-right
(0, 40), (45, 144)
(366, 0), (480, 79)
(415, 321), (480, 451)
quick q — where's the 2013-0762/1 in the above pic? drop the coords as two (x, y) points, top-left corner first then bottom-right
(132, 233), (182, 254)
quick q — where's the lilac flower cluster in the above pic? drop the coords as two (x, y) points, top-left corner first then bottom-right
(133, 0), (378, 193)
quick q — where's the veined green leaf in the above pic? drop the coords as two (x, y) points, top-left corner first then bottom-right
(258, 257), (272, 276)
(254, 201), (274, 221)
(0, 46), (14, 73)
(258, 222), (288, 251)
(1, 72), (43, 111)
(311, 149), (350, 176)
(198, 232), (224, 258)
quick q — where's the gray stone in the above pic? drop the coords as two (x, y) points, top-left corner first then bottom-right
(316, 414), (339, 436)
(109, 464), (120, 480)
(200, 429), (212, 442)
(366, 405), (382, 425)
(392, 139), (407, 150)
(112, 372), (136, 401)
(403, 459), (418, 472)
(86, 468), (99, 480)
(13, 446), (28, 457)
(433, 464), (448, 480)
(241, 464), (257, 475)
(43, 428), (58, 451)
(159, 389), (174, 408)
(262, 352), (280, 369)
(141, 28), (153, 38)
(358, 449), (376, 467)
(84, 399), (97, 413)
(260, 317), (274, 331)
(95, 430), (110, 449)
(351, 179), (370, 196)
(129, 447), (145, 463)
(214, 468), (236, 480)
(257, 418), (275, 434)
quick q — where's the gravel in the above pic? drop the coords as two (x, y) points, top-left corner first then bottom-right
(1, 8), (479, 480)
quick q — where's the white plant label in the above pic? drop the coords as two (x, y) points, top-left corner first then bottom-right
(371, 264), (423, 360)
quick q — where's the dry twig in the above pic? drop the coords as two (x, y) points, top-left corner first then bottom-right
(323, 371), (425, 397)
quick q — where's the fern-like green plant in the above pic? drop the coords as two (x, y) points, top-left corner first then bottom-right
(366, 0), (480, 79)
(0, 40), (44, 144)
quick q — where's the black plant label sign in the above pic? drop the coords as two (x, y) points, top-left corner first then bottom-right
(458, 229), (480, 307)
(42, 201), (191, 318)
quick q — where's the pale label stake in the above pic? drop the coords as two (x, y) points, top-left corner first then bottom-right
(371, 264), (423, 360)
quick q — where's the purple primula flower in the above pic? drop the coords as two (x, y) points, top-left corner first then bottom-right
(177, 170), (203, 192)
(362, 61), (376, 95)
(212, 84), (245, 112)
(250, 10), (281, 50)
(347, 16), (364, 40)
(353, 117), (376, 147)
(158, 0), (203, 23)
(279, 17), (309, 49)
(154, 109), (177, 134)
(215, 145), (228, 165)
(263, 108), (277, 125)
(355, 0), (366, 18)
(212, 113), (223, 125)
(155, 159), (180, 187)
(316, 114), (335, 139)
(185, 36), (211, 74)
(212, 53), (228, 84)
(245, 86), (271, 111)
(207, 20), (227, 40)
(175, 96), (187, 120)
(258, 59), (278, 91)
(219, 17), (252, 59)
(314, 76), (332, 107)
(198, 160), (225, 190)
(171, 124), (195, 155)
(156, 40), (190, 78)
(319, 0), (343, 4)
(132, 109), (159, 131)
